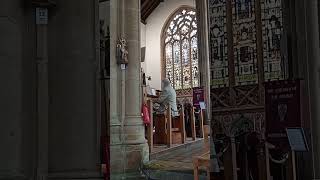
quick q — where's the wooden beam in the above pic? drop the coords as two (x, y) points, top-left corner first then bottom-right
(180, 106), (186, 143)
(166, 105), (172, 147)
(141, 0), (161, 23)
(200, 109), (204, 138)
(191, 108), (196, 140)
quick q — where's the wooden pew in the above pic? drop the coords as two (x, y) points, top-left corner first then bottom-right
(152, 104), (186, 147)
(199, 109), (204, 138)
(191, 108), (205, 140)
(165, 105), (186, 147)
(193, 125), (210, 180)
(190, 107), (196, 141)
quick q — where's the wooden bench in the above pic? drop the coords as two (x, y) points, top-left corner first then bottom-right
(147, 102), (186, 148)
(146, 101), (205, 155)
(163, 105), (186, 147)
(193, 124), (210, 180)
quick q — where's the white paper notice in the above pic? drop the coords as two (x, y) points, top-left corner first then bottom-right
(199, 102), (206, 109)
(151, 89), (156, 96)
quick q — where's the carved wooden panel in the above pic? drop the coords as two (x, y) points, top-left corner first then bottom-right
(211, 87), (232, 108)
(176, 88), (193, 105)
(211, 85), (259, 109)
(234, 85), (259, 106)
(212, 111), (265, 136)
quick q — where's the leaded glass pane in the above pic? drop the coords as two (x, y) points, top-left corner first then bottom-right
(173, 42), (182, 89)
(208, 0), (286, 89)
(163, 8), (199, 90)
(165, 44), (173, 82)
(190, 30), (197, 38)
(191, 37), (199, 87)
(208, 0), (229, 87)
(261, 0), (284, 81)
(233, 0), (258, 85)
(182, 39), (191, 89)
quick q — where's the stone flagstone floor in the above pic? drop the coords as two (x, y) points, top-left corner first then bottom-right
(142, 138), (208, 180)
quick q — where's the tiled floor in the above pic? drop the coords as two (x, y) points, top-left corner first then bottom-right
(143, 138), (208, 179)
(152, 137), (201, 154)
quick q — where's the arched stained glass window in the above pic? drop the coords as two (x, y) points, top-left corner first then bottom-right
(162, 8), (199, 90)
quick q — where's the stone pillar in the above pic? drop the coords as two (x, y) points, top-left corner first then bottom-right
(36, 10), (49, 180)
(123, 0), (148, 172)
(195, 0), (221, 174)
(47, 0), (101, 179)
(0, 1), (37, 179)
(109, 0), (148, 177)
(0, 1), (24, 179)
(196, 0), (211, 122)
(305, 0), (320, 179)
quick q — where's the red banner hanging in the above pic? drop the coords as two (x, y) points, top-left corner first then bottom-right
(265, 80), (302, 142)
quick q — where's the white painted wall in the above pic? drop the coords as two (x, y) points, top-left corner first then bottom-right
(144, 0), (196, 90)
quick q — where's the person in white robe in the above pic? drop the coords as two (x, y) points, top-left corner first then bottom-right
(155, 78), (179, 117)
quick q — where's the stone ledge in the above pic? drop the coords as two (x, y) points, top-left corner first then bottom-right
(47, 171), (103, 180)
(110, 172), (146, 180)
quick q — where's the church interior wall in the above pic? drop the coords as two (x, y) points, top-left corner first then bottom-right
(144, 0), (196, 90)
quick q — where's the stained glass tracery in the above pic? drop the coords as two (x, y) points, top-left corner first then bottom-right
(262, 0), (284, 80)
(233, 0), (258, 85)
(163, 8), (199, 90)
(208, 0), (229, 88)
(208, 0), (285, 87)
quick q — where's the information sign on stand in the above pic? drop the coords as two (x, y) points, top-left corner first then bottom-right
(286, 128), (309, 152)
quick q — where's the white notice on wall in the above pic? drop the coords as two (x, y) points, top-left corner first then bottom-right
(120, 64), (126, 70)
(36, 8), (48, 25)
(199, 102), (206, 110)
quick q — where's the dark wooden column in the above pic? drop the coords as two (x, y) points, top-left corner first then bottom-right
(226, 0), (235, 106)
(255, 0), (265, 104)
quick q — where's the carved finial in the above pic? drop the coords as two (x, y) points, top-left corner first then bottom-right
(117, 38), (129, 64)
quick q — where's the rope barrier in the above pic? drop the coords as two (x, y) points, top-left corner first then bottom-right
(269, 152), (289, 164)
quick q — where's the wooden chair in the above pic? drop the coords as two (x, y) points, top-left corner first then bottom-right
(193, 125), (210, 180)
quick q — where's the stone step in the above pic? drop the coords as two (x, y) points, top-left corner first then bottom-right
(142, 170), (207, 180)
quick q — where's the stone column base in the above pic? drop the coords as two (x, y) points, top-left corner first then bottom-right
(110, 142), (149, 175)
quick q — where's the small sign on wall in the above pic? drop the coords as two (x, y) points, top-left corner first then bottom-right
(36, 8), (48, 25)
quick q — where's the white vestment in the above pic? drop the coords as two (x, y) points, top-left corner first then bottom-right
(158, 85), (179, 117)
